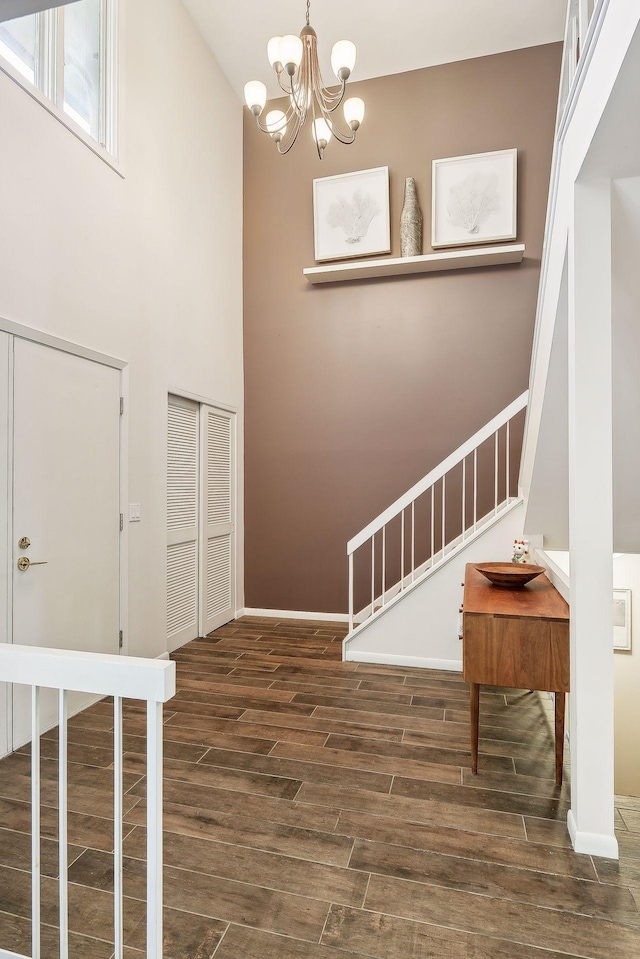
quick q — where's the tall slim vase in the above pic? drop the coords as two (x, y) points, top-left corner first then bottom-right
(400, 177), (423, 257)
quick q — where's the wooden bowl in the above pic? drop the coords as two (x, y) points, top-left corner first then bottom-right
(474, 562), (546, 588)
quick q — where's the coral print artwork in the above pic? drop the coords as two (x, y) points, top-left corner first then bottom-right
(313, 166), (390, 262)
(325, 190), (381, 244)
(447, 171), (499, 236)
(432, 149), (517, 249)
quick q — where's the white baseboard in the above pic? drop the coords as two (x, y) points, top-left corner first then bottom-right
(344, 650), (463, 672)
(567, 809), (619, 858)
(155, 651), (170, 661)
(237, 607), (348, 624)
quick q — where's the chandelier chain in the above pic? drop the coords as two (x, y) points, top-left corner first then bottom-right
(306, 0), (310, 26)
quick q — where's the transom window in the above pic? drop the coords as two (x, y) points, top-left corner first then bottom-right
(0, 0), (118, 162)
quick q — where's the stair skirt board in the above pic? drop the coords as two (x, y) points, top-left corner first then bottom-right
(345, 650), (462, 671)
(238, 608), (349, 623)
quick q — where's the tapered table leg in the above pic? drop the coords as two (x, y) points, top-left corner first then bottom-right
(470, 682), (479, 774)
(555, 691), (565, 786)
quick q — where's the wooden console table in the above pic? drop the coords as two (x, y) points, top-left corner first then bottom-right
(462, 563), (570, 785)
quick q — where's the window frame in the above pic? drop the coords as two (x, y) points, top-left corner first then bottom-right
(0, 0), (121, 175)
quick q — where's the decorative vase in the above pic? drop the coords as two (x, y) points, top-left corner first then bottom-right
(400, 177), (423, 257)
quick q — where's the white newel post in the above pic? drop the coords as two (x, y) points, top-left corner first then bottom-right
(567, 178), (618, 859)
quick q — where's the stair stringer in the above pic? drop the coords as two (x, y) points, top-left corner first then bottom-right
(343, 499), (525, 670)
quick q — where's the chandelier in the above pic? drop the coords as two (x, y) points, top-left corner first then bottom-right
(243, 0), (365, 159)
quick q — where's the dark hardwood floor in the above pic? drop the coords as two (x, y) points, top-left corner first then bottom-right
(0, 616), (639, 958)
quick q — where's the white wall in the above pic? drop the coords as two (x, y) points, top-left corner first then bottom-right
(345, 502), (525, 669)
(0, 0), (244, 659)
(537, 549), (640, 798)
(612, 553), (640, 797)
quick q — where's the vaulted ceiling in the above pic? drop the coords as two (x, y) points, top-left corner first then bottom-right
(183, 0), (566, 100)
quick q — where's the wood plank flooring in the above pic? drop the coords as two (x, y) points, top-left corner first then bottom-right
(0, 616), (639, 958)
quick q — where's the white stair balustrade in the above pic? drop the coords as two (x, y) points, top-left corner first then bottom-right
(0, 645), (176, 959)
(346, 392), (528, 641)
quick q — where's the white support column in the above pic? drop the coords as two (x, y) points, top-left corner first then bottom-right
(567, 178), (618, 859)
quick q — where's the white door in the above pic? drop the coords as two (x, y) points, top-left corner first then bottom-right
(11, 339), (121, 748)
(200, 406), (235, 635)
(167, 396), (200, 651)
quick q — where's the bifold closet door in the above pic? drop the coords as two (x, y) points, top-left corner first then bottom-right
(167, 396), (200, 651)
(200, 406), (235, 635)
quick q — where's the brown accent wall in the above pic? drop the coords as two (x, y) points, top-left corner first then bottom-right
(243, 43), (562, 614)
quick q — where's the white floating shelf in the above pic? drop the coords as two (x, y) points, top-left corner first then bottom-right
(303, 243), (526, 284)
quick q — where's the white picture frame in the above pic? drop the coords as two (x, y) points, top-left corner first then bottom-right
(313, 166), (391, 263)
(613, 589), (632, 651)
(431, 148), (517, 249)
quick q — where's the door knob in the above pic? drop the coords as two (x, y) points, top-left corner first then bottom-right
(17, 557), (47, 571)
(18, 537), (30, 550)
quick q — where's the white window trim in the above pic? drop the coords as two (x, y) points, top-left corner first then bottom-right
(0, 0), (123, 177)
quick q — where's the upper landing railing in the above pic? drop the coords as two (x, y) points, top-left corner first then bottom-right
(522, 0), (607, 488)
(0, 644), (176, 959)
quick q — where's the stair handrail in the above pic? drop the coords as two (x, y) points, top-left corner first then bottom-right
(347, 390), (529, 557)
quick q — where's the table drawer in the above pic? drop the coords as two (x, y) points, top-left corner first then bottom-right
(463, 612), (569, 691)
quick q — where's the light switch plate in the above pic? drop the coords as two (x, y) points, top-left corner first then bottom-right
(129, 503), (141, 522)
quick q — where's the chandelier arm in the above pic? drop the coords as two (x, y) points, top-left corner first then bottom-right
(277, 71), (292, 96)
(316, 75), (347, 108)
(254, 100), (298, 135)
(309, 93), (324, 160)
(309, 47), (345, 106)
(276, 114), (304, 155)
(318, 95), (347, 114)
(317, 100), (355, 144)
(325, 123), (356, 145)
(288, 71), (307, 117)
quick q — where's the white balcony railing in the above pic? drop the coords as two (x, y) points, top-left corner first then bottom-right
(0, 644), (176, 959)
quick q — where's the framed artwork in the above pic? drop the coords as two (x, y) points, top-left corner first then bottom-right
(431, 148), (517, 249)
(613, 589), (632, 651)
(313, 166), (390, 263)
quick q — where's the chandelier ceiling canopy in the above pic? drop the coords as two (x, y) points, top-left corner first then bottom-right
(243, 0), (365, 159)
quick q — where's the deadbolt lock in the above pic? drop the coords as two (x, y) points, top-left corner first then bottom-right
(17, 557), (47, 571)
(18, 537), (30, 550)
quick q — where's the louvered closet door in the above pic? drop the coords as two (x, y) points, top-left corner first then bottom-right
(167, 396), (200, 651)
(200, 406), (235, 635)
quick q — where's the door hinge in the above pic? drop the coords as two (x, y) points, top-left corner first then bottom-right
(119, 513), (124, 531)
(119, 630), (123, 649)
(120, 397), (124, 415)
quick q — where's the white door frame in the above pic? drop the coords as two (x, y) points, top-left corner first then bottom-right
(168, 387), (238, 639)
(0, 315), (128, 757)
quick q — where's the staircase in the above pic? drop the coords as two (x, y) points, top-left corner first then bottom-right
(343, 392), (528, 665)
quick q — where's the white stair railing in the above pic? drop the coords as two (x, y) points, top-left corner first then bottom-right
(347, 391), (528, 633)
(0, 645), (176, 959)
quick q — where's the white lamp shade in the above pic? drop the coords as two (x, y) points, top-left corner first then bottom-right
(312, 117), (332, 145)
(266, 110), (287, 137)
(331, 39), (356, 79)
(267, 36), (282, 67)
(243, 80), (267, 114)
(343, 96), (365, 128)
(279, 34), (303, 69)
